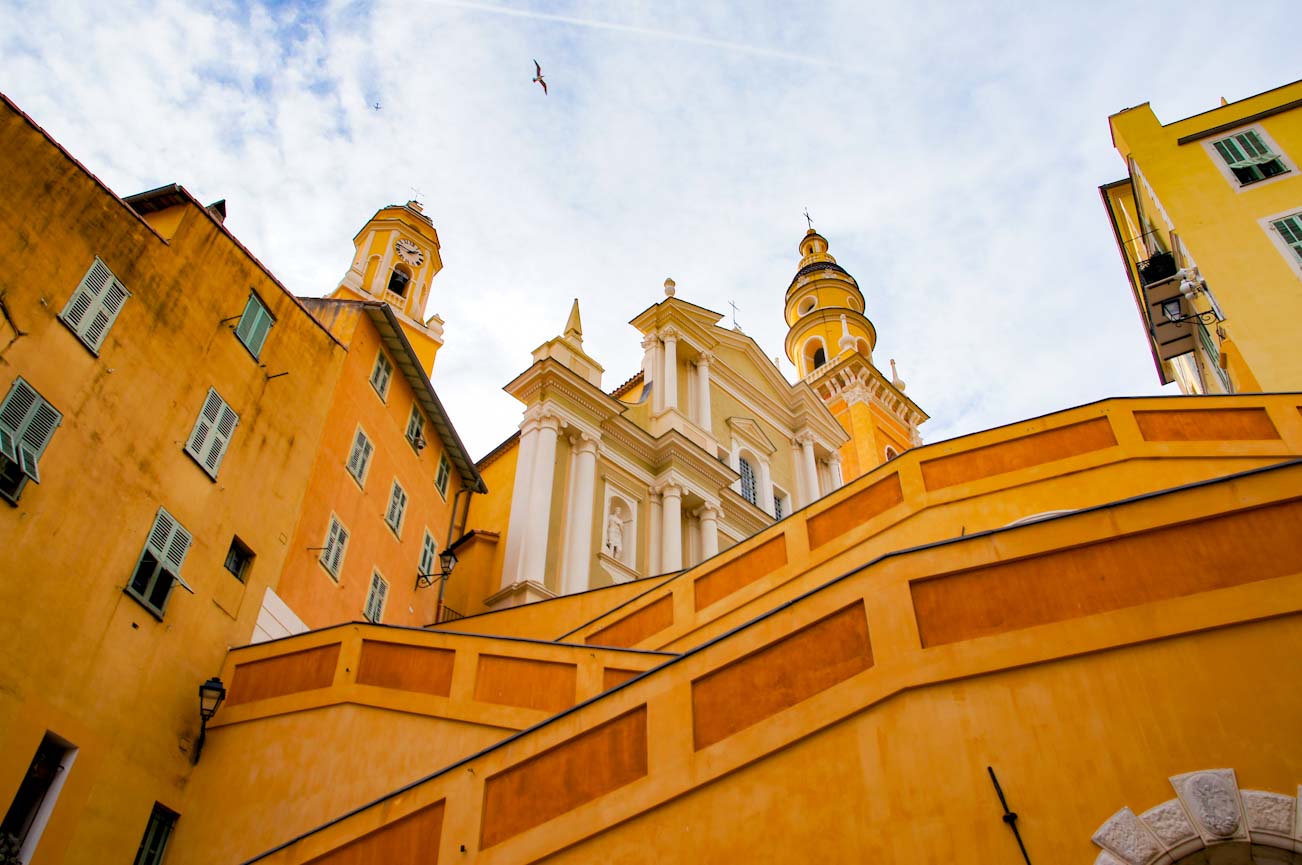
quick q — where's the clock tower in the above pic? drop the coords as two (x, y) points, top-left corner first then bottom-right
(332, 200), (445, 374)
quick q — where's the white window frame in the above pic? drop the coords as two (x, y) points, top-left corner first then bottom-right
(59, 257), (130, 354)
(772, 486), (789, 520)
(127, 507), (194, 618)
(234, 292), (275, 358)
(320, 515), (349, 580)
(738, 455), (758, 506)
(1202, 125), (1292, 193)
(434, 453), (450, 498)
(385, 478), (408, 536)
(1261, 207), (1302, 280)
(346, 427), (374, 486)
(0, 377), (62, 494)
(184, 388), (239, 478)
(419, 529), (438, 577)
(405, 404), (426, 451)
(369, 351), (393, 401)
(364, 570), (388, 623)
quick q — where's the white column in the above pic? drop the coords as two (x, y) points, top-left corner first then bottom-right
(661, 328), (679, 412)
(648, 489), (662, 575)
(758, 459), (774, 516)
(519, 412), (561, 583)
(695, 351), (713, 427)
(660, 482), (682, 572)
(829, 453), (844, 490)
(561, 433), (599, 596)
(500, 411), (541, 588)
(642, 334), (660, 413)
(797, 432), (819, 506)
(699, 504), (720, 560)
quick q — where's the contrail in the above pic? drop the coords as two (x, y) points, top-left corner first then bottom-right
(421, 0), (869, 73)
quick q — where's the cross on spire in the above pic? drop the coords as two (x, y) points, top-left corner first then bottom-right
(803, 207), (813, 231)
(728, 300), (741, 329)
(409, 186), (426, 204)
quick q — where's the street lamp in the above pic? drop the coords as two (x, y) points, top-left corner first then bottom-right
(193, 676), (226, 765)
(415, 548), (458, 590)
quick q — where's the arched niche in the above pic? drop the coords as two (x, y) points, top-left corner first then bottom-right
(387, 263), (413, 298)
(601, 488), (637, 569)
(802, 337), (827, 375)
(797, 295), (816, 316)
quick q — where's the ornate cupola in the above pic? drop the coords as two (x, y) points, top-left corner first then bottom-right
(780, 225), (928, 482)
(332, 200), (446, 374)
(783, 228), (876, 378)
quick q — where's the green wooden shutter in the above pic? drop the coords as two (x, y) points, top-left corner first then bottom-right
(420, 531), (437, 574)
(0, 378), (62, 481)
(322, 518), (348, 576)
(186, 390), (223, 464)
(366, 573), (387, 621)
(347, 430), (372, 479)
(235, 295), (274, 357)
(1273, 215), (1302, 263)
(205, 401), (240, 474)
(62, 259), (129, 351)
(435, 455), (450, 495)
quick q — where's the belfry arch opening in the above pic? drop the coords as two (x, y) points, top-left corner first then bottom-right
(802, 337), (827, 375)
(387, 263), (413, 299)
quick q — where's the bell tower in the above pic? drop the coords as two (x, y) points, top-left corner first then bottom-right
(782, 226), (928, 479)
(333, 200), (445, 374)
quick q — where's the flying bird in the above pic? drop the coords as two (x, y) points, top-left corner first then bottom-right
(372, 102), (382, 111)
(532, 60), (547, 95)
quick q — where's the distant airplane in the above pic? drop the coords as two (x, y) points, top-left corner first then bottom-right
(532, 60), (547, 95)
(372, 102), (382, 111)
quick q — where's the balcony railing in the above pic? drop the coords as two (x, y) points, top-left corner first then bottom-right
(1138, 251), (1177, 286)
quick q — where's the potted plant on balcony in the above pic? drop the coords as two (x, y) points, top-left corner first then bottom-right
(1139, 251), (1177, 285)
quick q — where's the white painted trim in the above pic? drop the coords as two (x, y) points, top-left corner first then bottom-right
(1258, 206), (1302, 281)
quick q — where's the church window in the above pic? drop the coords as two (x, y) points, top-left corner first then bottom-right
(59, 257), (129, 354)
(320, 516), (348, 579)
(184, 388), (239, 478)
(370, 352), (393, 400)
(234, 293), (274, 358)
(0, 377), (61, 503)
(803, 337), (827, 374)
(364, 570), (388, 623)
(813, 347), (826, 368)
(1210, 128), (1287, 186)
(1270, 212), (1302, 264)
(773, 488), (787, 520)
(885, 446), (899, 461)
(738, 456), (757, 506)
(385, 479), (408, 536)
(797, 296), (816, 316)
(131, 803), (178, 865)
(387, 264), (412, 298)
(435, 454), (451, 497)
(346, 428), (374, 485)
(127, 508), (193, 618)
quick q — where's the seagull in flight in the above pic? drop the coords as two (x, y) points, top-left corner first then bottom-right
(532, 60), (547, 95)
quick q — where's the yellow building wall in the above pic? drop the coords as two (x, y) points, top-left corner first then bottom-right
(453, 438), (520, 616)
(279, 302), (464, 630)
(0, 98), (343, 865)
(1109, 80), (1302, 391)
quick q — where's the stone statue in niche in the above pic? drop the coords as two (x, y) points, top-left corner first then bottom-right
(605, 505), (624, 559)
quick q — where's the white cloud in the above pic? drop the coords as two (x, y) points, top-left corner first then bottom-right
(1, 0), (1294, 458)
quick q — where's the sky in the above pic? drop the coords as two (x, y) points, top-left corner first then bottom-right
(0, 0), (1295, 460)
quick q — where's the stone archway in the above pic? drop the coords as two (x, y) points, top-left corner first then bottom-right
(1091, 769), (1299, 864)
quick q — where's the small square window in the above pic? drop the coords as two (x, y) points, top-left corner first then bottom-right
(370, 352), (393, 400)
(223, 537), (254, 581)
(346, 428), (374, 486)
(364, 571), (388, 623)
(1209, 128), (1289, 187)
(132, 803), (178, 865)
(435, 454), (450, 498)
(234, 293), (274, 358)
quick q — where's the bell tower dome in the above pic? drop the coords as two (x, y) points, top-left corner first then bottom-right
(781, 225), (927, 481)
(332, 200), (445, 374)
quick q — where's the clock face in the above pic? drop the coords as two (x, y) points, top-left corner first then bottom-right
(394, 238), (424, 266)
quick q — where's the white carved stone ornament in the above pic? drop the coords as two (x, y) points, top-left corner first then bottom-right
(1090, 769), (1301, 864)
(605, 505), (624, 559)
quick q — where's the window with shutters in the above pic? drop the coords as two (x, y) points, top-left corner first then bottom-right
(370, 352), (393, 400)
(233, 293), (274, 358)
(131, 803), (178, 865)
(405, 405), (426, 451)
(385, 479), (408, 536)
(320, 516), (348, 580)
(738, 456), (757, 506)
(435, 454), (450, 497)
(59, 257), (130, 354)
(1270, 212), (1302, 265)
(184, 388), (239, 478)
(419, 530), (438, 577)
(127, 508), (193, 618)
(1196, 320), (1233, 394)
(346, 427), (374, 486)
(0, 378), (62, 503)
(1209, 128), (1289, 187)
(364, 571), (388, 623)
